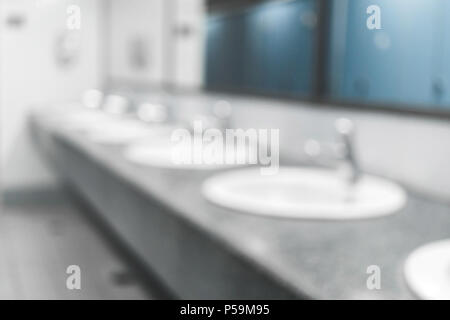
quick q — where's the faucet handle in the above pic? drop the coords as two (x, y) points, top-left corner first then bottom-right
(335, 118), (355, 137)
(334, 118), (355, 158)
(335, 118), (360, 183)
(212, 100), (233, 131)
(304, 118), (360, 184)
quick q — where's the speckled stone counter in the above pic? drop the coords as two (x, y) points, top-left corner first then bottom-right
(30, 111), (450, 299)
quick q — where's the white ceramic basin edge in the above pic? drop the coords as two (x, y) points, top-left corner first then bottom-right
(202, 167), (407, 220)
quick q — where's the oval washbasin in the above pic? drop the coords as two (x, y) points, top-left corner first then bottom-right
(46, 109), (113, 131)
(202, 167), (407, 220)
(86, 120), (178, 145)
(85, 121), (174, 145)
(404, 239), (450, 300)
(124, 136), (255, 170)
(47, 109), (175, 145)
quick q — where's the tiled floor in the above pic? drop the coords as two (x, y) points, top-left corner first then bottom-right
(0, 199), (156, 299)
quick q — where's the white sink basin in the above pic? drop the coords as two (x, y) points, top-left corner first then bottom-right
(85, 122), (175, 145)
(404, 240), (450, 300)
(202, 167), (406, 220)
(44, 108), (176, 145)
(45, 109), (112, 131)
(124, 136), (254, 170)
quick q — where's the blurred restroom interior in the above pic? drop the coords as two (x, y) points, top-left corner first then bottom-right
(1, 0), (450, 300)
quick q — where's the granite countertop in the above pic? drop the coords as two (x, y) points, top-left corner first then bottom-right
(31, 112), (450, 299)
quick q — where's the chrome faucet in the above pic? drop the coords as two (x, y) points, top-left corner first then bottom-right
(335, 118), (360, 184)
(304, 118), (360, 185)
(211, 100), (233, 131)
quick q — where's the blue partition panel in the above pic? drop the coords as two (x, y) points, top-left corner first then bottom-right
(206, 0), (317, 97)
(244, 0), (316, 94)
(331, 0), (442, 108)
(207, 0), (450, 111)
(206, 13), (246, 89)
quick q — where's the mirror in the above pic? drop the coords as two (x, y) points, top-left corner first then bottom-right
(205, 0), (450, 115)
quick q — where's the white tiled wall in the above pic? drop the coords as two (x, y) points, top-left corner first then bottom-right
(0, 0), (103, 191)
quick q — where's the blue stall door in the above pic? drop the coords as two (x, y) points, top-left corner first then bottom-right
(206, 0), (317, 97)
(206, 13), (246, 89)
(243, 0), (317, 95)
(336, 0), (440, 108)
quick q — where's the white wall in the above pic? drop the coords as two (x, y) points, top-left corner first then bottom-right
(0, 0), (104, 191)
(172, 0), (205, 89)
(107, 0), (205, 89)
(108, 0), (166, 85)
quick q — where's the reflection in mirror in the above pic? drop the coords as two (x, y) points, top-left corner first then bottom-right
(206, 0), (450, 114)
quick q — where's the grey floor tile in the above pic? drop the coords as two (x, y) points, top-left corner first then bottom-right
(0, 201), (153, 300)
